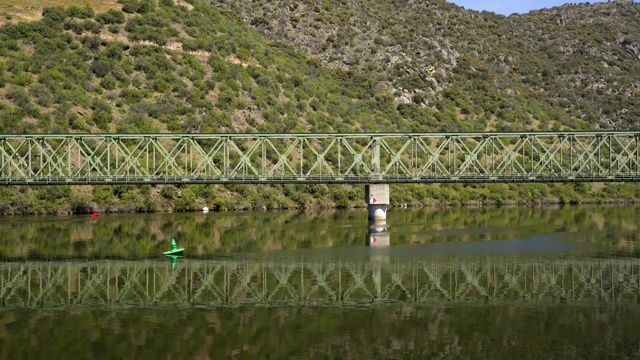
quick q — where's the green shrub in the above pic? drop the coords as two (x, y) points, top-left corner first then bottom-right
(119, 0), (155, 14)
(42, 7), (66, 23)
(92, 110), (113, 130)
(11, 72), (32, 86)
(115, 113), (159, 133)
(82, 20), (103, 34)
(96, 9), (126, 24)
(91, 60), (111, 77)
(70, 193), (93, 214)
(65, 5), (94, 19)
(119, 88), (146, 104)
(99, 75), (117, 90)
(161, 184), (178, 199)
(63, 19), (84, 34)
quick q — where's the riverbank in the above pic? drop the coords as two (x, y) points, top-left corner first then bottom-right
(1, 181), (639, 216)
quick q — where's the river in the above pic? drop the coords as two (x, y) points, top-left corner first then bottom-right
(0, 205), (639, 359)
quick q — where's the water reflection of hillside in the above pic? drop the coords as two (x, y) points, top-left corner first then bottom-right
(2, 305), (638, 359)
(0, 205), (638, 259)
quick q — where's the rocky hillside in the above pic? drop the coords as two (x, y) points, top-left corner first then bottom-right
(216, 0), (640, 131)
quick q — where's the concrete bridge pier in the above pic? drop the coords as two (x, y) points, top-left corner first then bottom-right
(365, 184), (389, 222)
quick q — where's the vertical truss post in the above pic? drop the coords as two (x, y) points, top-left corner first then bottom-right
(570, 135), (574, 174)
(372, 136), (380, 175)
(337, 137), (342, 175)
(411, 136), (416, 176)
(608, 135), (612, 174)
(559, 134), (564, 173)
(188, 136), (194, 177)
(224, 136), (230, 178)
(633, 134), (640, 172)
(261, 137), (266, 177)
(114, 137), (120, 177)
(596, 133), (602, 174)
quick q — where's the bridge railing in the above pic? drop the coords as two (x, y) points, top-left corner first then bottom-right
(1, 132), (639, 184)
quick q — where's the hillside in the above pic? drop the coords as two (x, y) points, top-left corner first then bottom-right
(0, 0), (639, 214)
(217, 0), (640, 131)
(0, 0), (416, 135)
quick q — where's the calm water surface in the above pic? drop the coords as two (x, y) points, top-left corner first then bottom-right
(1, 206), (640, 359)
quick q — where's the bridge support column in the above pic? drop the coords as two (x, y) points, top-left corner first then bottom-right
(365, 184), (389, 222)
(366, 221), (389, 247)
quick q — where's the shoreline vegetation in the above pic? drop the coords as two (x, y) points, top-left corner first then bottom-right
(0, 182), (639, 216)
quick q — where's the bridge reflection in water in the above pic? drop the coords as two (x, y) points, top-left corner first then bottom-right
(2, 257), (638, 309)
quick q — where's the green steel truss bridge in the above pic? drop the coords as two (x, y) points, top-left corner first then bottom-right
(1, 257), (638, 309)
(1, 132), (640, 185)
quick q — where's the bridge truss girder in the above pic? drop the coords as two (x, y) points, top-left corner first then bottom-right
(0, 132), (639, 184)
(1, 258), (638, 309)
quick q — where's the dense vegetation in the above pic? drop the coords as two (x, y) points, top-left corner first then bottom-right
(0, 0), (639, 215)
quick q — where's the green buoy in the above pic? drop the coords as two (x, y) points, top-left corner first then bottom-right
(163, 238), (184, 256)
(167, 255), (182, 269)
